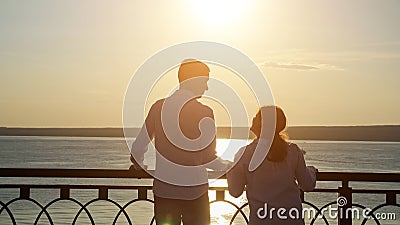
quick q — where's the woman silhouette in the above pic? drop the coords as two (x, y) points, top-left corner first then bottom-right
(227, 106), (317, 225)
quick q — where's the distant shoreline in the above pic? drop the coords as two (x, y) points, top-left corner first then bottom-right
(1, 126), (400, 142)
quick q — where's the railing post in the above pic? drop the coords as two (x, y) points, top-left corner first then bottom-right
(60, 187), (70, 199)
(99, 187), (108, 200)
(19, 185), (30, 199)
(216, 190), (225, 201)
(386, 191), (396, 205)
(338, 180), (352, 225)
(138, 187), (147, 200)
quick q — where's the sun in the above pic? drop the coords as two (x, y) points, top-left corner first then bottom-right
(192, 0), (250, 26)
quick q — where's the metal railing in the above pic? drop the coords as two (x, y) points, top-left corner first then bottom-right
(0, 168), (399, 225)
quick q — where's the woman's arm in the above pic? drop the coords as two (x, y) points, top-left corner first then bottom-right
(294, 144), (317, 191)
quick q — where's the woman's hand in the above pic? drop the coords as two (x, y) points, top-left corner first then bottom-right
(307, 166), (318, 173)
(130, 155), (147, 170)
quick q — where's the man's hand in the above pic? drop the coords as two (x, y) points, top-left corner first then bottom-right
(225, 160), (234, 171)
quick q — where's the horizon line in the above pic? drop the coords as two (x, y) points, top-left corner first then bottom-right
(1, 125), (400, 129)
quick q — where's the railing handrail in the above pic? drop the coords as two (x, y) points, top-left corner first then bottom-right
(1, 168), (399, 225)
(1, 168), (400, 182)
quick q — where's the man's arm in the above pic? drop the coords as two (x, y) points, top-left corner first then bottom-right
(130, 103), (156, 170)
(202, 107), (230, 171)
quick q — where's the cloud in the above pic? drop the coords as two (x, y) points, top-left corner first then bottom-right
(261, 62), (318, 70)
(260, 61), (344, 71)
(260, 48), (400, 63)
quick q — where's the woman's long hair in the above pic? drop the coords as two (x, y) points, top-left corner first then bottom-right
(250, 106), (289, 162)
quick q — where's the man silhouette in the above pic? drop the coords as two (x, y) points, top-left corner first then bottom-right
(130, 59), (229, 225)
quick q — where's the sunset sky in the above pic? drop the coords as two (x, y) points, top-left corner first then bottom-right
(1, 0), (399, 127)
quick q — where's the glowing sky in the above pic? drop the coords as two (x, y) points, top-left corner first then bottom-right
(1, 0), (399, 127)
